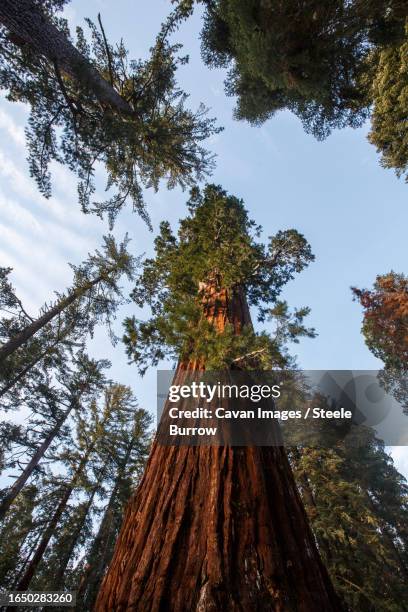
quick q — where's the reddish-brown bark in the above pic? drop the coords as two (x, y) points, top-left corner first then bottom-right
(96, 279), (342, 611)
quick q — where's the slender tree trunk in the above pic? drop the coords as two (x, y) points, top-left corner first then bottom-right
(96, 279), (342, 611)
(0, 401), (75, 521)
(11, 531), (43, 589)
(52, 484), (99, 591)
(16, 448), (90, 592)
(365, 491), (408, 579)
(0, 273), (103, 363)
(293, 454), (318, 516)
(77, 482), (120, 610)
(16, 485), (73, 591)
(15, 398), (115, 592)
(0, 0), (132, 114)
(77, 442), (134, 610)
(0, 345), (52, 398)
(290, 448), (333, 563)
(0, 333), (66, 398)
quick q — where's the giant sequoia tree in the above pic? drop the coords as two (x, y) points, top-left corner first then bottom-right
(96, 185), (341, 610)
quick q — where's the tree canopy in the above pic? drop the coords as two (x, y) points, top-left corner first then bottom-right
(0, 0), (221, 226)
(353, 272), (408, 413)
(353, 272), (408, 369)
(170, 0), (408, 181)
(292, 431), (408, 611)
(195, 1), (405, 134)
(367, 21), (408, 182)
(124, 183), (315, 372)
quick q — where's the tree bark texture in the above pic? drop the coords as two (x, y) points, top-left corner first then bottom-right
(0, 0), (132, 114)
(96, 279), (342, 611)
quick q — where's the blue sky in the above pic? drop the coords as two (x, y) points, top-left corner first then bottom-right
(0, 0), (407, 474)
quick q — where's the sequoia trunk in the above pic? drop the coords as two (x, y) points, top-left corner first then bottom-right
(96, 279), (342, 611)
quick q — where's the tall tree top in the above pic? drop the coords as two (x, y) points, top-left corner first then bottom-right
(124, 184), (315, 372)
(132, 184), (313, 306)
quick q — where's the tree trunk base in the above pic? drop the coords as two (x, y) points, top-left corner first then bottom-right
(95, 443), (342, 611)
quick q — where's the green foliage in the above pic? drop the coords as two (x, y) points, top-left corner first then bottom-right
(0, 235), (135, 410)
(0, 267), (28, 314)
(176, 0), (408, 179)
(0, 379), (151, 594)
(0, 234), (136, 349)
(0, 486), (37, 586)
(353, 271), (408, 413)
(0, 4), (221, 226)
(267, 301), (316, 344)
(124, 184), (315, 373)
(26, 385), (151, 596)
(0, 352), (109, 508)
(194, 0), (406, 137)
(292, 431), (408, 611)
(367, 20), (408, 181)
(76, 389), (151, 610)
(62, 234), (137, 341)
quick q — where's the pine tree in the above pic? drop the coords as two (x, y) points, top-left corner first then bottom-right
(367, 20), (408, 182)
(96, 184), (341, 610)
(0, 1), (220, 225)
(291, 430), (408, 611)
(0, 353), (109, 521)
(0, 382), (150, 599)
(194, 0), (406, 138)
(0, 467), (71, 590)
(0, 235), (135, 366)
(11, 384), (150, 593)
(31, 470), (106, 594)
(0, 485), (37, 587)
(13, 382), (126, 592)
(77, 392), (152, 611)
